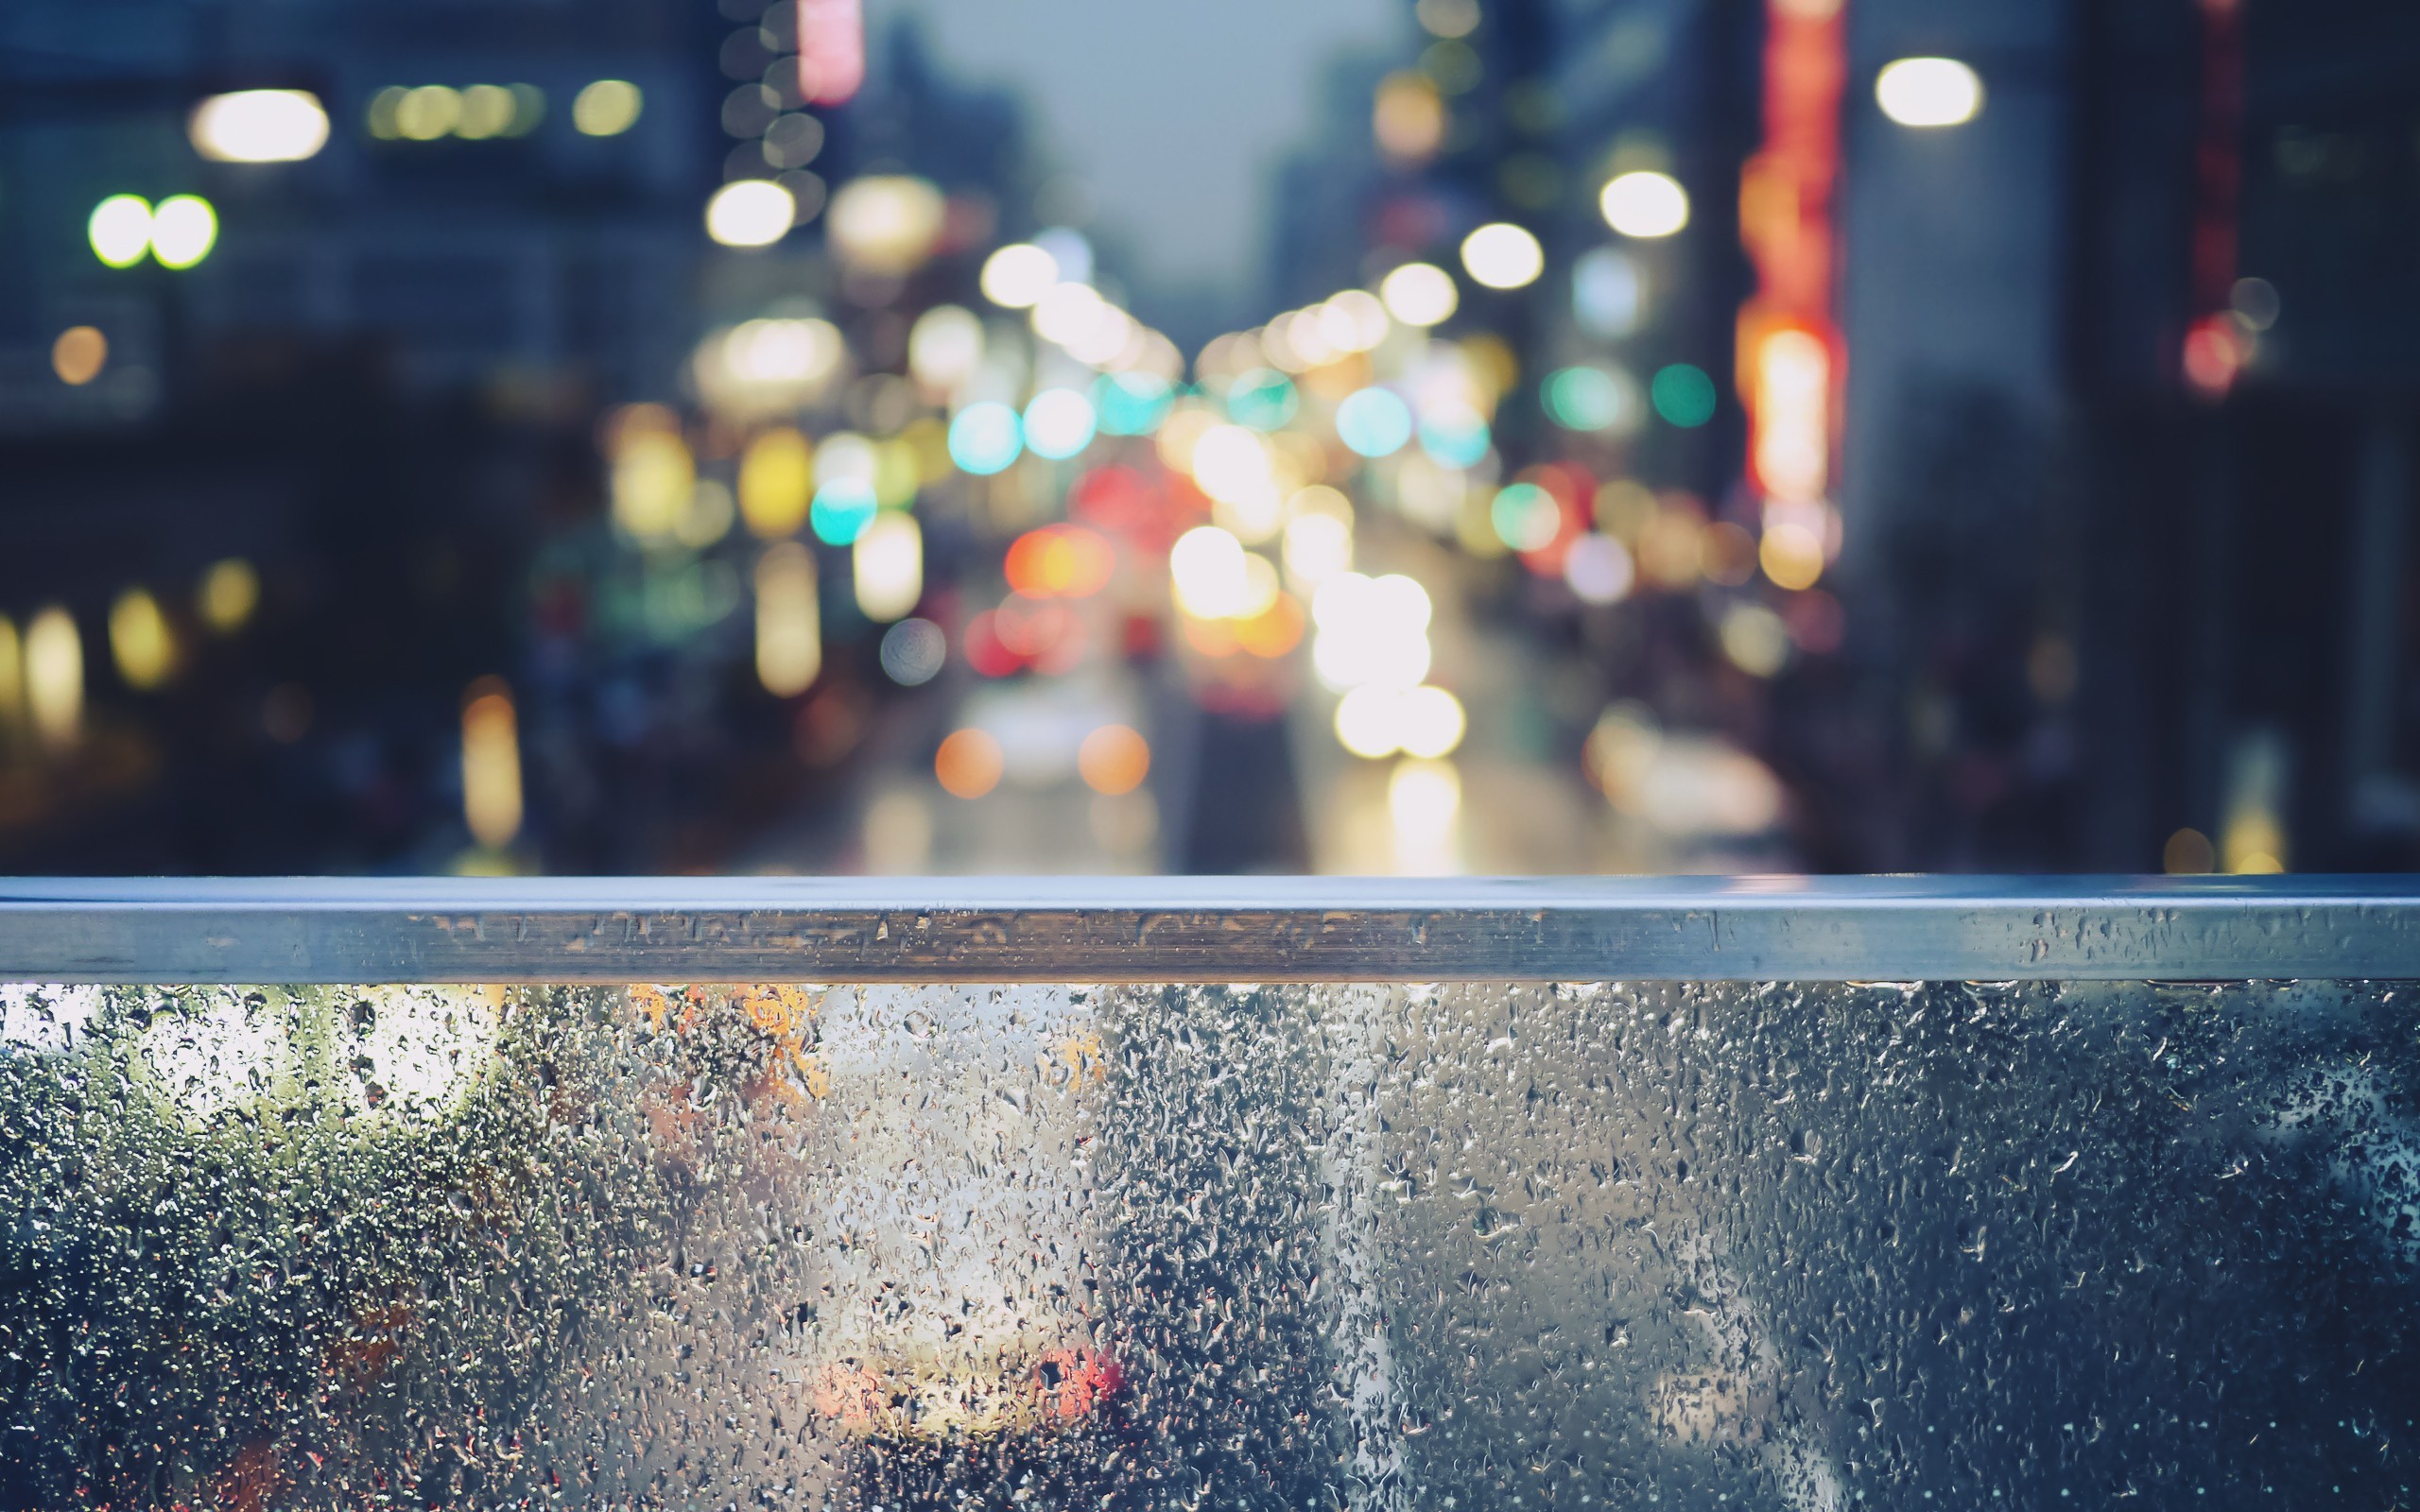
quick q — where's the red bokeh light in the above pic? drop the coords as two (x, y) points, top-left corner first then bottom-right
(962, 610), (1024, 678)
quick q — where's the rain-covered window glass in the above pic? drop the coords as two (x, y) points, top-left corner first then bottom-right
(6, 978), (2414, 1505)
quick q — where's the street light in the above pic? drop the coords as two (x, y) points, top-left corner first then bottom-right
(188, 90), (329, 163)
(1876, 58), (1982, 128)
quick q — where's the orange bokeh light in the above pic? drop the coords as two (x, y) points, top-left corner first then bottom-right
(1182, 614), (1240, 659)
(1005, 524), (1116, 598)
(1233, 593), (1305, 658)
(934, 728), (1004, 798)
(1078, 724), (1151, 796)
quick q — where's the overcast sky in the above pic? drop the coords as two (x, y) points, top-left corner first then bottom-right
(879, 0), (1401, 301)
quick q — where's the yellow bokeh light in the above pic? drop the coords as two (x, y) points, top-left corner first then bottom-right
(199, 558), (260, 634)
(754, 541), (822, 696)
(1374, 73), (1445, 163)
(852, 511), (923, 623)
(455, 83), (517, 140)
(572, 79), (643, 137)
(395, 85), (462, 141)
(460, 677), (523, 850)
(739, 427), (814, 538)
(612, 421), (694, 541)
(109, 589), (175, 691)
(825, 175), (946, 275)
(1387, 756), (1462, 874)
(0, 617), (20, 730)
(1758, 523), (1824, 591)
(25, 607), (81, 751)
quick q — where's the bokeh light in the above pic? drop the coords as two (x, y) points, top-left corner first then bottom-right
(1336, 387), (1414, 457)
(87, 196), (153, 268)
(50, 327), (106, 386)
(753, 541), (821, 696)
(947, 401), (1025, 474)
(1543, 366), (1634, 432)
(198, 558), (260, 633)
(979, 243), (1059, 308)
(1379, 262), (1459, 327)
(704, 180), (795, 248)
(1006, 524), (1115, 598)
(1650, 364), (1718, 427)
(1759, 520), (1825, 590)
(809, 478), (879, 545)
(1169, 526), (1251, 619)
(1876, 57), (1982, 128)
(852, 511), (923, 622)
(572, 79), (643, 135)
(1720, 601), (1791, 678)
(934, 728), (1004, 799)
(739, 427), (813, 538)
(1374, 72), (1446, 163)
(1416, 0), (1480, 39)
(1573, 248), (1643, 337)
(1417, 404), (1492, 469)
(1021, 387), (1098, 459)
(825, 175), (946, 274)
(109, 589), (175, 691)
(878, 617), (946, 686)
(908, 304), (985, 391)
(1599, 171), (1689, 237)
(1460, 222), (1544, 290)
(1078, 725), (1151, 796)
(1093, 371), (1173, 436)
(189, 90), (329, 163)
(609, 414), (693, 541)
(395, 85), (461, 140)
(1224, 369), (1300, 432)
(1490, 482), (1562, 553)
(1190, 424), (1276, 506)
(1334, 684), (1465, 760)
(24, 607), (81, 751)
(1311, 572), (1433, 692)
(458, 678), (523, 850)
(150, 196), (217, 268)
(1564, 534), (1635, 605)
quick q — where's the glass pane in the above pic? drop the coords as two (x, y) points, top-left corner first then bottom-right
(5, 979), (2414, 1505)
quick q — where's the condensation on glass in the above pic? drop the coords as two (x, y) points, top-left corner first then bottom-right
(3, 974), (2414, 1509)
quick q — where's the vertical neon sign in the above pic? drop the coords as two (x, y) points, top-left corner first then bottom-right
(1737, 0), (1844, 577)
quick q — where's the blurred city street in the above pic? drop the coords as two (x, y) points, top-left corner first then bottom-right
(0, 0), (2413, 878)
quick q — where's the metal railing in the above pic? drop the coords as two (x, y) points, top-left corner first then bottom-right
(2, 876), (2415, 1510)
(2, 873), (2416, 979)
